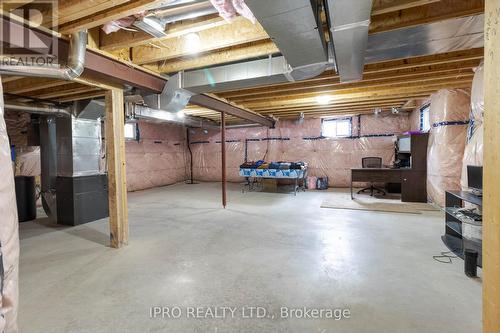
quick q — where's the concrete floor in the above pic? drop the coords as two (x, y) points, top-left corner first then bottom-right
(18, 183), (482, 333)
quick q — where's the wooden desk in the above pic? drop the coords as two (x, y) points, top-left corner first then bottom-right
(350, 168), (427, 203)
(351, 168), (401, 199)
(350, 133), (429, 203)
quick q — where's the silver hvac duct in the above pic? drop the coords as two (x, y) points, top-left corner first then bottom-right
(160, 1), (217, 23)
(134, 0), (216, 37)
(183, 56), (295, 93)
(179, 0), (334, 93)
(325, 0), (372, 82)
(183, 54), (338, 93)
(365, 14), (484, 64)
(171, 0), (333, 93)
(4, 101), (72, 117)
(142, 72), (195, 113)
(182, 13), (484, 93)
(245, 0), (331, 81)
(0, 30), (88, 80)
(149, 0), (217, 24)
(73, 99), (106, 119)
(127, 103), (217, 128)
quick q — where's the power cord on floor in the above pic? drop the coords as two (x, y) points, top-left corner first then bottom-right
(433, 250), (459, 264)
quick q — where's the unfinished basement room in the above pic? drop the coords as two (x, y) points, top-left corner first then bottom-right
(1, 0), (499, 332)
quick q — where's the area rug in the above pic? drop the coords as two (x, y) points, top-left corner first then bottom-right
(321, 194), (439, 214)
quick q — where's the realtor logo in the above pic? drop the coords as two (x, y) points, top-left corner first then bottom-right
(0, 0), (58, 66)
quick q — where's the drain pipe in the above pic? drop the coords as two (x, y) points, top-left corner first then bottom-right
(4, 101), (72, 117)
(0, 30), (88, 80)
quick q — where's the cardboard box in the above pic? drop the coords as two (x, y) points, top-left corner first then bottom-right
(262, 179), (277, 192)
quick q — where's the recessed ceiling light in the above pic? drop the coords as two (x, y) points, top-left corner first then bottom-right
(184, 32), (201, 54)
(315, 95), (331, 105)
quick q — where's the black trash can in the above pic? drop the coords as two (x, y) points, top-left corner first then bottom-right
(15, 176), (37, 222)
(464, 249), (479, 278)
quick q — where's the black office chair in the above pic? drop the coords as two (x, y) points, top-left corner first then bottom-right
(357, 157), (386, 197)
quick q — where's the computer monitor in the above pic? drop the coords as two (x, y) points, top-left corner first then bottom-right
(467, 165), (483, 194)
(398, 137), (411, 153)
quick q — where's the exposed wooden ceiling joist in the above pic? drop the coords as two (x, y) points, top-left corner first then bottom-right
(220, 69), (475, 102)
(58, 0), (173, 34)
(128, 0), (483, 70)
(100, 14), (226, 51)
(369, 0), (484, 33)
(240, 80), (472, 109)
(145, 40), (279, 74)
(1, 0), (485, 123)
(42, 0), (130, 28)
(0, 1), (35, 11)
(2, 78), (70, 95)
(225, 74), (474, 104)
(56, 91), (107, 103)
(371, 0), (442, 16)
(131, 16), (269, 65)
(214, 48), (483, 100)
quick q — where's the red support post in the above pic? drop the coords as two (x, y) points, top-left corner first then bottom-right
(221, 112), (227, 208)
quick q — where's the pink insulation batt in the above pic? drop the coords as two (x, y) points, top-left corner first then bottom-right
(427, 89), (471, 207)
(190, 113), (410, 187)
(125, 121), (189, 192)
(0, 78), (20, 333)
(461, 61), (484, 190)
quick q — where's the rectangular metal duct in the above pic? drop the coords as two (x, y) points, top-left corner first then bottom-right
(126, 103), (217, 128)
(244, 0), (328, 69)
(133, 17), (169, 38)
(73, 99), (105, 120)
(365, 14), (484, 64)
(182, 14), (484, 93)
(143, 73), (194, 113)
(183, 56), (291, 93)
(326, 0), (372, 82)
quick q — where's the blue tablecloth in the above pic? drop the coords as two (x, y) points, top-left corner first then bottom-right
(239, 168), (306, 179)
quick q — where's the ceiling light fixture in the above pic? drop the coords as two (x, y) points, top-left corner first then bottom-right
(184, 32), (201, 54)
(315, 95), (331, 105)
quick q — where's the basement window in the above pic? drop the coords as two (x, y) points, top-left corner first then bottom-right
(420, 104), (431, 132)
(124, 123), (138, 140)
(322, 118), (352, 138)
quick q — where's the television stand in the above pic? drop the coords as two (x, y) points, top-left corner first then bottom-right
(442, 191), (483, 267)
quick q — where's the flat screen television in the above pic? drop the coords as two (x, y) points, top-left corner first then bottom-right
(467, 165), (483, 194)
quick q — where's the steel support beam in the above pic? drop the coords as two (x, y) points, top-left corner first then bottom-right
(189, 94), (275, 127)
(0, 15), (167, 93)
